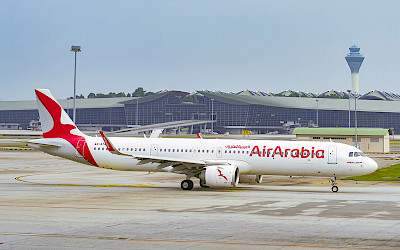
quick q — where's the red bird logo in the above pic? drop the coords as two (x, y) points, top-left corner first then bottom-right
(217, 169), (228, 181)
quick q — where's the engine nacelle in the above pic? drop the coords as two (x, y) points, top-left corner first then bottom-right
(239, 175), (263, 184)
(200, 165), (239, 187)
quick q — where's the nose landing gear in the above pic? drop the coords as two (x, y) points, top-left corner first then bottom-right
(331, 177), (339, 192)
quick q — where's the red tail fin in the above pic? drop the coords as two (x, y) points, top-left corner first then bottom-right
(35, 89), (97, 166)
(35, 89), (85, 139)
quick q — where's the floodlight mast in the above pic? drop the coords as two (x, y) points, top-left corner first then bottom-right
(71, 45), (81, 123)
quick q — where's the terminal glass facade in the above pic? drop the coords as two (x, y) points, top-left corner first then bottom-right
(1, 91), (400, 133)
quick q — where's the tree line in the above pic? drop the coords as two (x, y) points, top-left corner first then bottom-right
(68, 87), (155, 99)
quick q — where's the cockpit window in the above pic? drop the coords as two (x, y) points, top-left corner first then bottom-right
(349, 151), (365, 157)
(354, 152), (365, 157)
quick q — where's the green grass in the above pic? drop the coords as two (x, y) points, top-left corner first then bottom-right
(343, 164), (400, 181)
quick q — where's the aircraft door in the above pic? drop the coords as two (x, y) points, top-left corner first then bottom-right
(150, 144), (159, 156)
(76, 140), (86, 157)
(217, 147), (222, 158)
(328, 146), (337, 164)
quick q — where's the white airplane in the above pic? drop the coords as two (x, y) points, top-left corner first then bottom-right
(28, 89), (378, 192)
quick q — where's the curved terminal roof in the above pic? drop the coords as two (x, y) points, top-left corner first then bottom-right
(2, 90), (400, 114)
(0, 97), (136, 111)
(199, 91), (400, 113)
(121, 91), (189, 105)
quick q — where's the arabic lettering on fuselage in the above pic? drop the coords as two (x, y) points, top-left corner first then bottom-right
(225, 145), (251, 149)
(249, 145), (325, 158)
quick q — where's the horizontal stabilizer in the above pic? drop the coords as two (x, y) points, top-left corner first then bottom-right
(27, 139), (61, 148)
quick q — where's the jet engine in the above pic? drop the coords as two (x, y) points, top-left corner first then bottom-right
(239, 175), (263, 184)
(199, 165), (239, 187)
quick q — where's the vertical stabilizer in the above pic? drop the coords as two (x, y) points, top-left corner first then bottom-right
(35, 89), (85, 139)
(34, 89), (97, 166)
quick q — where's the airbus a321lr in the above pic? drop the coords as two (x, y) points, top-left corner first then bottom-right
(28, 89), (378, 192)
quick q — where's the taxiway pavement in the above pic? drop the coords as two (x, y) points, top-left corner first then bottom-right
(1, 151), (400, 249)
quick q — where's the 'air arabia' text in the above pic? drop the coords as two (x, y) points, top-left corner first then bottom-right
(249, 145), (325, 158)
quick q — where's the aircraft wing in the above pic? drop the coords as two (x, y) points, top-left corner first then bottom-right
(99, 131), (225, 173)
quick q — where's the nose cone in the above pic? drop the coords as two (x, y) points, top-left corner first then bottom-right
(367, 157), (378, 174)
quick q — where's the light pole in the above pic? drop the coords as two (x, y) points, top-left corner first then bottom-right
(136, 98), (139, 126)
(354, 93), (358, 148)
(316, 99), (319, 127)
(347, 89), (351, 127)
(211, 99), (214, 134)
(70, 45), (81, 122)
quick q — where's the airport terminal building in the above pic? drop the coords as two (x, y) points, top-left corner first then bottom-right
(1, 90), (400, 134)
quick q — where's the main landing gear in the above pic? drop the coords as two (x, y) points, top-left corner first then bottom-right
(331, 177), (339, 192)
(199, 179), (209, 188)
(181, 180), (194, 190)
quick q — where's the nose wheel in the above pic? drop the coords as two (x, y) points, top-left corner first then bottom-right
(181, 180), (194, 190)
(331, 177), (339, 192)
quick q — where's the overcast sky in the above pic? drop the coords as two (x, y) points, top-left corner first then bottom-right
(1, 0), (399, 100)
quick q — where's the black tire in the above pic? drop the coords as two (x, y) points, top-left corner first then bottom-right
(199, 180), (209, 188)
(181, 180), (194, 190)
(331, 186), (339, 192)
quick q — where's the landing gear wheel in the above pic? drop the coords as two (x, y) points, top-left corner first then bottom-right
(330, 177), (339, 193)
(181, 180), (194, 190)
(199, 180), (209, 188)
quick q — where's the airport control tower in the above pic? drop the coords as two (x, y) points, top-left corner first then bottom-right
(345, 45), (364, 94)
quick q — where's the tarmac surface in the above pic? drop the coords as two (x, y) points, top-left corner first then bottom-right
(1, 150), (400, 249)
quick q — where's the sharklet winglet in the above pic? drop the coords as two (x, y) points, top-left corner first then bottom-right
(99, 131), (131, 156)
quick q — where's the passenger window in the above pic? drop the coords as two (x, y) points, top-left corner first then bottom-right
(139, 148), (141, 151)
(206, 150), (209, 153)
(172, 149), (175, 152)
(185, 149), (188, 152)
